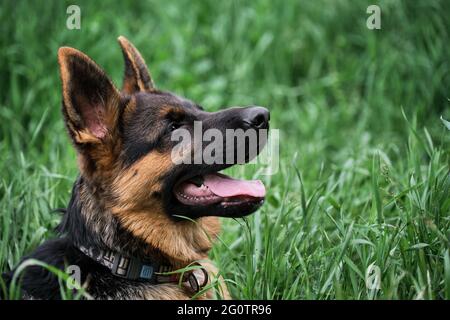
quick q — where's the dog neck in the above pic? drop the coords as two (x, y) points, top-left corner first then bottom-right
(58, 176), (220, 267)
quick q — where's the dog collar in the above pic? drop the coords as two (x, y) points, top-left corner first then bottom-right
(77, 245), (208, 292)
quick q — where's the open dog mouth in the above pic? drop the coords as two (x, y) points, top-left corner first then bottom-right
(174, 173), (265, 208)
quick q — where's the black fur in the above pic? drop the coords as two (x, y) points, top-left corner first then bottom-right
(2, 41), (270, 300)
(2, 177), (172, 300)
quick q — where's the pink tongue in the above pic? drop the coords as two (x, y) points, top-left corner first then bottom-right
(203, 173), (265, 198)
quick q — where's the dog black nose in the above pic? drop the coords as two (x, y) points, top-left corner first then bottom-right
(242, 106), (270, 129)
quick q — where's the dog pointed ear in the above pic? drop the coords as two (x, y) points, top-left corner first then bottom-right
(58, 47), (121, 145)
(118, 36), (154, 94)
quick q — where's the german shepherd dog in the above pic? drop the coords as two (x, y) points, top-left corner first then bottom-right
(2, 37), (269, 300)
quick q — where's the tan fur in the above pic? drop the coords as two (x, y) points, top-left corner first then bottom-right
(58, 47), (123, 180)
(122, 95), (137, 123)
(111, 152), (172, 209)
(58, 40), (232, 299)
(201, 260), (231, 299)
(58, 47), (121, 141)
(114, 208), (220, 264)
(109, 150), (227, 297)
(118, 36), (155, 93)
(159, 105), (186, 119)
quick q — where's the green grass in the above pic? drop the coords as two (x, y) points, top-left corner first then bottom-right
(1, 0), (449, 299)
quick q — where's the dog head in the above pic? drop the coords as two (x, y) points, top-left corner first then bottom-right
(58, 36), (269, 222)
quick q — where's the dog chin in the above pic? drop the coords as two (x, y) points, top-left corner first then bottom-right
(173, 197), (265, 219)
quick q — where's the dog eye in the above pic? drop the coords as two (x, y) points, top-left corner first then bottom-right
(169, 121), (182, 131)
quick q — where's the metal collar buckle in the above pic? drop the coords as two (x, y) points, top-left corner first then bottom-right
(187, 266), (209, 293)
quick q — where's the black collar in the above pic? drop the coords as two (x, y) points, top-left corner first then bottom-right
(77, 245), (208, 292)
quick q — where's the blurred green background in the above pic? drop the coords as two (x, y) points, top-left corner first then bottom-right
(0, 0), (449, 299)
